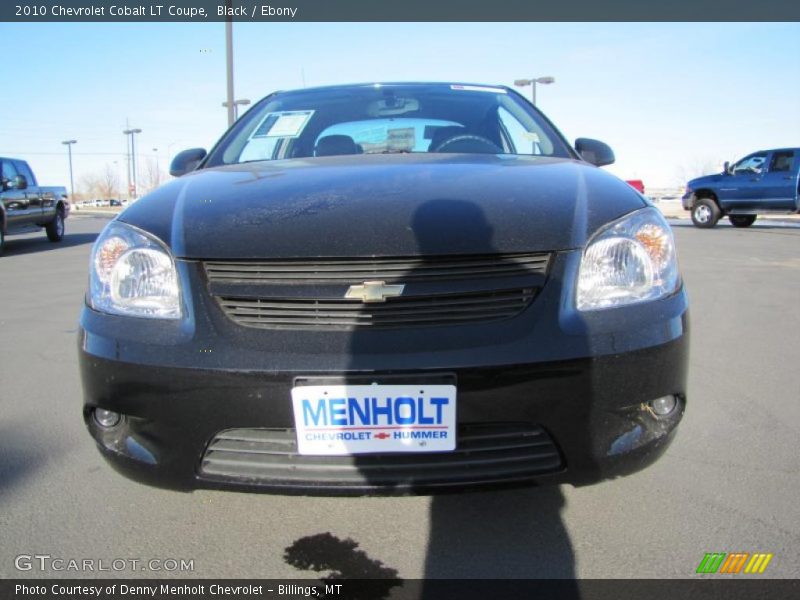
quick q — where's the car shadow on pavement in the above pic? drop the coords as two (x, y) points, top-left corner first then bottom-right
(2, 232), (99, 256)
(0, 424), (48, 499)
(282, 488), (577, 596)
(422, 486), (577, 582)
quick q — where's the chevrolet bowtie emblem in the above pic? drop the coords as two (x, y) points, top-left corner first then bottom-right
(345, 281), (405, 303)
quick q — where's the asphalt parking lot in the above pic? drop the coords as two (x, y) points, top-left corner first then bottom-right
(1, 214), (798, 580)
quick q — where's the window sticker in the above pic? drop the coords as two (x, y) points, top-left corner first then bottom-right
(450, 85), (507, 94)
(386, 127), (416, 151)
(523, 132), (541, 142)
(251, 110), (314, 139)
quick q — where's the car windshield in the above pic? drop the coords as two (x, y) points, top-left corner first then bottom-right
(205, 83), (573, 166)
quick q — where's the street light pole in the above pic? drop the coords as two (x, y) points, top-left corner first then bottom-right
(123, 128), (142, 199)
(152, 147), (160, 182)
(221, 98), (250, 121)
(225, 6), (235, 127)
(513, 76), (556, 106)
(112, 160), (122, 199)
(61, 139), (77, 199)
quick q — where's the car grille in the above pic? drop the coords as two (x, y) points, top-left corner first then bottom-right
(203, 253), (550, 329)
(204, 253), (550, 283)
(216, 288), (536, 328)
(198, 423), (563, 490)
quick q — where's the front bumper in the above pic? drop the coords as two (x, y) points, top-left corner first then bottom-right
(79, 250), (689, 494)
(681, 192), (694, 211)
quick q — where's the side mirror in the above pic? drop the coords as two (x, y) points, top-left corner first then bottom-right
(170, 148), (207, 177)
(14, 174), (28, 190)
(723, 161), (732, 175)
(575, 138), (615, 167)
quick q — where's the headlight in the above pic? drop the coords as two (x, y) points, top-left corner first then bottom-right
(88, 221), (181, 319)
(577, 207), (680, 311)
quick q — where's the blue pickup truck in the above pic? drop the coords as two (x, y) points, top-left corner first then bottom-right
(682, 148), (800, 228)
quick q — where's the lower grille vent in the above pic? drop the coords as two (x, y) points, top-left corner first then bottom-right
(199, 423), (563, 489)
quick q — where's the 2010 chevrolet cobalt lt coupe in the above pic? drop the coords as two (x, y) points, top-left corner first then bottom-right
(79, 83), (688, 494)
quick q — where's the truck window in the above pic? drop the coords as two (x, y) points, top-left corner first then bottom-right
(1, 160), (19, 186)
(732, 153), (767, 175)
(769, 151), (794, 173)
(14, 161), (35, 185)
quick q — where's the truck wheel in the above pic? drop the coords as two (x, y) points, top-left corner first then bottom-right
(729, 215), (757, 228)
(691, 198), (721, 228)
(46, 210), (65, 242)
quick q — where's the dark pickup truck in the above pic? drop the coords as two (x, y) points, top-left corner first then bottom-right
(1, 157), (68, 254)
(682, 147), (800, 228)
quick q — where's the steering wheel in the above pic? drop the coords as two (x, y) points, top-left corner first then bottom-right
(434, 134), (503, 154)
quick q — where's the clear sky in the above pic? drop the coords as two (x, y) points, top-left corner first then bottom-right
(1, 22), (798, 193)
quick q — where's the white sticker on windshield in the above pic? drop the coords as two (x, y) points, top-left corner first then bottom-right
(450, 85), (507, 94)
(523, 132), (541, 142)
(386, 127), (415, 151)
(251, 110), (314, 139)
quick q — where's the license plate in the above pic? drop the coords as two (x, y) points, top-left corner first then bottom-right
(291, 384), (456, 456)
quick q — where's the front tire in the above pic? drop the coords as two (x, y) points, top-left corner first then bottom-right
(691, 198), (721, 228)
(729, 215), (757, 228)
(46, 210), (65, 242)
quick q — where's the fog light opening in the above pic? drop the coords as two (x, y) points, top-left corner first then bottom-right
(94, 408), (121, 428)
(650, 395), (678, 417)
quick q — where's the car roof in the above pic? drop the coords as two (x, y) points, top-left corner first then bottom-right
(753, 148), (800, 153)
(271, 82), (514, 95)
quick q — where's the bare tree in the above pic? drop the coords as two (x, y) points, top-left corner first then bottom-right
(69, 184), (88, 202)
(97, 164), (119, 199)
(674, 157), (725, 188)
(141, 157), (164, 193)
(75, 165), (119, 201)
(79, 173), (101, 200)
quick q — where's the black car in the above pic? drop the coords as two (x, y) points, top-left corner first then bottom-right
(79, 82), (688, 494)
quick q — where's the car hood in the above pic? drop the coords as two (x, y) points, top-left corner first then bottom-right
(687, 173), (726, 189)
(120, 153), (646, 259)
